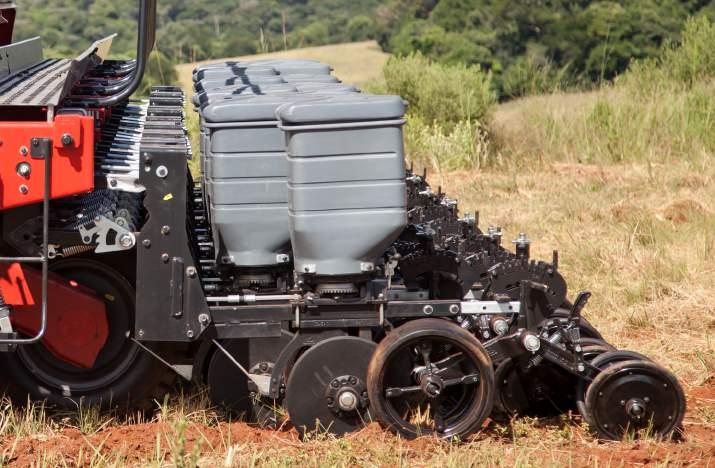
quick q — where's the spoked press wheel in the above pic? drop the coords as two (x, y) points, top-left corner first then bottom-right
(285, 336), (376, 438)
(367, 318), (494, 440)
(0, 258), (174, 411)
(584, 359), (685, 440)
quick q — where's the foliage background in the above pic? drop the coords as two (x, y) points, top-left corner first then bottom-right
(13, 0), (715, 99)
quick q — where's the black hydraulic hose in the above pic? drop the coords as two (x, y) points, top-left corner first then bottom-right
(86, 0), (156, 107)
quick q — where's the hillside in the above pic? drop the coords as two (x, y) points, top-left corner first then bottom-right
(176, 40), (388, 92)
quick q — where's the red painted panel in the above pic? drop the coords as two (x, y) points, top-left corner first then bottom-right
(0, 263), (109, 369)
(0, 115), (95, 210)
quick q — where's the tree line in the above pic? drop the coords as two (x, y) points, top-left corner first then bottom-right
(12, 1), (714, 99)
(376, 0), (715, 98)
(13, 0), (380, 62)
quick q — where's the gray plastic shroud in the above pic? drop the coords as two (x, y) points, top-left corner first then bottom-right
(211, 203), (291, 266)
(192, 84), (299, 107)
(204, 94), (326, 267)
(278, 94), (408, 276)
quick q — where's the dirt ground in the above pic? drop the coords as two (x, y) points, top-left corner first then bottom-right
(1, 379), (713, 467)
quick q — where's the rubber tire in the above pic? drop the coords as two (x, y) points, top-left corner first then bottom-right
(585, 360), (685, 440)
(367, 318), (495, 440)
(0, 259), (175, 411)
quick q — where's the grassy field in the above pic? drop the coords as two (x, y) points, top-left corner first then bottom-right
(1, 42), (713, 466)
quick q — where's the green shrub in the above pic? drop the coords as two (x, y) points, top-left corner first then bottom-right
(500, 56), (572, 99)
(404, 116), (492, 172)
(382, 52), (495, 125)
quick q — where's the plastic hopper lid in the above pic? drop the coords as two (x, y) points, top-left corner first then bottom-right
(281, 74), (340, 83)
(277, 94), (406, 124)
(203, 94), (322, 123)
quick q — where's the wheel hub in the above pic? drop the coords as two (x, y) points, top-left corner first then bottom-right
(338, 390), (358, 411)
(325, 374), (368, 414)
(420, 373), (444, 398)
(625, 398), (647, 420)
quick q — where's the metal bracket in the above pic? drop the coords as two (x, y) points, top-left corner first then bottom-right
(30, 137), (52, 159)
(212, 339), (271, 396)
(0, 305), (13, 334)
(102, 174), (146, 193)
(460, 300), (521, 315)
(78, 215), (135, 253)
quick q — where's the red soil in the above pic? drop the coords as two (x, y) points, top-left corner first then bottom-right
(2, 379), (714, 467)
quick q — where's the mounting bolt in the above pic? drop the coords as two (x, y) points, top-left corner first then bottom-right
(155, 165), (169, 178)
(198, 313), (210, 326)
(61, 133), (74, 147)
(449, 304), (460, 314)
(16, 162), (31, 177)
(118, 233), (135, 248)
(490, 317), (510, 336)
(160, 225), (171, 235)
(522, 333), (541, 352)
(161, 253), (170, 263)
(360, 262), (374, 272)
(337, 391), (358, 412)
(186, 267), (197, 278)
(138, 329), (144, 338)
(186, 330), (195, 339)
(423, 305), (434, 315)
(577, 363), (585, 372)
(142, 239), (151, 248)
(18, 184), (28, 194)
(110, 179), (118, 187)
(19, 146), (28, 156)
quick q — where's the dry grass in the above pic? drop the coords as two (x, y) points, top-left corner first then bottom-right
(489, 81), (715, 165)
(426, 158), (715, 386)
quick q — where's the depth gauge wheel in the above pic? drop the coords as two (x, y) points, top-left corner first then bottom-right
(0, 258), (174, 411)
(584, 359), (685, 440)
(367, 318), (494, 440)
(576, 350), (652, 427)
